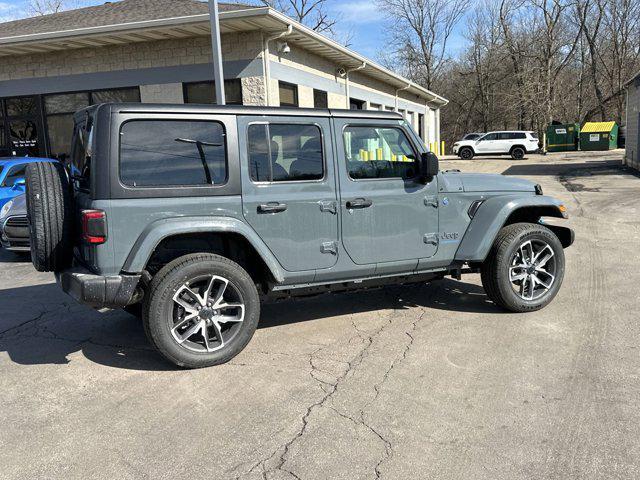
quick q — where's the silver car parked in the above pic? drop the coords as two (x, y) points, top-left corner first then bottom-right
(0, 194), (29, 252)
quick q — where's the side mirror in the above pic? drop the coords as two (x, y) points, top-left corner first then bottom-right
(12, 178), (26, 190)
(420, 152), (439, 182)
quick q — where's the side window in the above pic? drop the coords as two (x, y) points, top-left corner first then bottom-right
(513, 132), (526, 139)
(498, 132), (511, 140)
(1, 164), (27, 187)
(247, 123), (324, 182)
(120, 120), (227, 187)
(70, 120), (92, 191)
(343, 126), (418, 180)
(481, 133), (497, 141)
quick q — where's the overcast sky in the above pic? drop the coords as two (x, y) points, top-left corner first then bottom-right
(0, 0), (470, 62)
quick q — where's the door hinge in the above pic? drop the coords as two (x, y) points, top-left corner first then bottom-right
(423, 233), (439, 246)
(318, 200), (337, 215)
(320, 241), (338, 255)
(424, 196), (439, 209)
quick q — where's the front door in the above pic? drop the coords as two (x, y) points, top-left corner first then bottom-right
(334, 119), (439, 266)
(475, 132), (498, 154)
(239, 116), (339, 272)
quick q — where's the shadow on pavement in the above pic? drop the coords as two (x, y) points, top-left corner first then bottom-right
(0, 278), (503, 371)
(502, 159), (622, 176)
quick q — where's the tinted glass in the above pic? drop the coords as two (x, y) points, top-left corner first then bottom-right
(9, 120), (39, 156)
(184, 80), (243, 105)
(464, 133), (480, 140)
(47, 114), (75, 160)
(91, 88), (140, 104)
(344, 126), (418, 180)
(313, 89), (328, 109)
(350, 98), (365, 110)
(45, 93), (89, 114)
(529, 132), (539, 139)
(279, 82), (298, 107)
(2, 164), (27, 187)
(71, 120), (92, 190)
(247, 124), (323, 182)
(6, 97), (37, 117)
(481, 133), (497, 141)
(120, 120), (227, 187)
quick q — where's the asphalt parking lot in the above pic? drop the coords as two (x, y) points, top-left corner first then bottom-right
(1, 150), (639, 480)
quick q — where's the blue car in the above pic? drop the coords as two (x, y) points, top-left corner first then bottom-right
(0, 157), (57, 210)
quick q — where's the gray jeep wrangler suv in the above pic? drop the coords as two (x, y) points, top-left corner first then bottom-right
(26, 104), (573, 368)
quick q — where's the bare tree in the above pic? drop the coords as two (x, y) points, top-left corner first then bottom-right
(260, 0), (336, 33)
(376, 0), (470, 90)
(28, 0), (74, 16)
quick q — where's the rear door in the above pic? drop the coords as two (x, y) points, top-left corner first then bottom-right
(334, 119), (439, 268)
(238, 115), (339, 272)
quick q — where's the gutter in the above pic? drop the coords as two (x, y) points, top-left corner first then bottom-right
(262, 24), (293, 106)
(395, 84), (411, 111)
(344, 62), (366, 108)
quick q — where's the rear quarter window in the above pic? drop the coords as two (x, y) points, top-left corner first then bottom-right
(119, 120), (227, 187)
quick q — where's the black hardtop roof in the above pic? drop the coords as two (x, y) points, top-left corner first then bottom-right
(75, 103), (404, 121)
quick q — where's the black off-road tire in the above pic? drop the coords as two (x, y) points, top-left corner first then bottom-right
(459, 147), (474, 160)
(511, 147), (525, 160)
(481, 223), (565, 312)
(25, 161), (73, 272)
(142, 253), (260, 368)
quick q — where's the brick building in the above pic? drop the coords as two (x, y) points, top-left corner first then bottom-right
(0, 0), (447, 160)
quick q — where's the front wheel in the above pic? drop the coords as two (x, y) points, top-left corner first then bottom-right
(143, 253), (260, 368)
(459, 147), (474, 160)
(481, 223), (565, 312)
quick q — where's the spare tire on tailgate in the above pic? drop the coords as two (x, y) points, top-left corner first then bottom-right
(25, 161), (74, 272)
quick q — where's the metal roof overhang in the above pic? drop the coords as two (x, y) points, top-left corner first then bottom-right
(0, 7), (447, 106)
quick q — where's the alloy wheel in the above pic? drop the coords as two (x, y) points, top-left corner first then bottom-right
(170, 275), (245, 353)
(508, 239), (556, 301)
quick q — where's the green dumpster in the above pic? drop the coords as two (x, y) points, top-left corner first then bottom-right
(580, 122), (619, 151)
(546, 123), (579, 152)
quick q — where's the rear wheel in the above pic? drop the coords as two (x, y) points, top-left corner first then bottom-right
(481, 223), (565, 312)
(511, 147), (525, 160)
(143, 253), (260, 368)
(459, 147), (474, 160)
(25, 161), (73, 272)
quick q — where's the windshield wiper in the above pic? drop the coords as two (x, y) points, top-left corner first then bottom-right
(175, 138), (222, 185)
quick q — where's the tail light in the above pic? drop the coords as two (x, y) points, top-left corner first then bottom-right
(81, 209), (107, 244)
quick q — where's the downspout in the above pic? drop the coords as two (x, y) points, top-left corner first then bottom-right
(263, 24), (293, 106)
(344, 62), (366, 108)
(395, 84), (411, 112)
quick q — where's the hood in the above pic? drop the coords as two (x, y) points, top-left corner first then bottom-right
(443, 172), (537, 193)
(0, 194), (26, 221)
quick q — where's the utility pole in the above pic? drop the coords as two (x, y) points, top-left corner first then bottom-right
(208, 0), (226, 105)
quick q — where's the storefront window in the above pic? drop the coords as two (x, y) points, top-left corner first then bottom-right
(183, 80), (243, 105)
(42, 87), (140, 161)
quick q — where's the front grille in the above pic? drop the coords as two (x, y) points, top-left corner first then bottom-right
(6, 216), (28, 228)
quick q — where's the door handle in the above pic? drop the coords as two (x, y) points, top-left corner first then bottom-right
(258, 202), (288, 214)
(346, 198), (373, 209)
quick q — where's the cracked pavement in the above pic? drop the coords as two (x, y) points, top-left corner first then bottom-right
(1, 151), (639, 479)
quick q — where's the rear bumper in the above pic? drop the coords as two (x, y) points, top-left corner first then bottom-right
(56, 267), (141, 309)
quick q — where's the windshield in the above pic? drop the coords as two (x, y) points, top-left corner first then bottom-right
(464, 134), (480, 140)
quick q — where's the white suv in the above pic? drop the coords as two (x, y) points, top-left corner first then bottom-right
(453, 131), (540, 160)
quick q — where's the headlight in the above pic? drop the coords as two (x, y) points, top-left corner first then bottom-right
(454, 142), (460, 147)
(0, 200), (13, 219)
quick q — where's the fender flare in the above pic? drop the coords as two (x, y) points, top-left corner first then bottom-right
(121, 216), (286, 283)
(454, 195), (567, 262)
